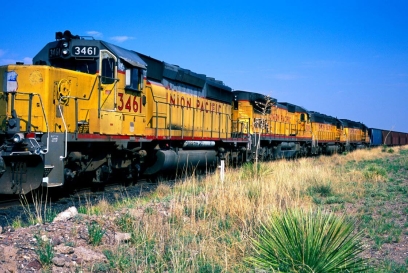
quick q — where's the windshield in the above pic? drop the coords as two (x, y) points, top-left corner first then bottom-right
(50, 59), (97, 74)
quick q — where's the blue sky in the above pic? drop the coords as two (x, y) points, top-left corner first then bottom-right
(1, 1), (407, 132)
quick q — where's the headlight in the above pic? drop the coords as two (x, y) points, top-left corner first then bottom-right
(12, 133), (24, 143)
(62, 41), (69, 48)
(62, 49), (69, 56)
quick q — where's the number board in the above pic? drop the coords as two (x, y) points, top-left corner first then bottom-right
(48, 46), (99, 58)
(49, 47), (61, 58)
(72, 46), (99, 57)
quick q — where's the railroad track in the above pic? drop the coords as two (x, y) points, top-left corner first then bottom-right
(0, 196), (21, 209)
(0, 178), (159, 211)
(0, 173), (204, 225)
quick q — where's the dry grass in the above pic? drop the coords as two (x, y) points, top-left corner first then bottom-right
(98, 146), (407, 271)
(77, 195), (114, 216)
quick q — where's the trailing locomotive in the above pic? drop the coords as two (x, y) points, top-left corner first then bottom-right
(232, 90), (370, 160)
(0, 30), (407, 194)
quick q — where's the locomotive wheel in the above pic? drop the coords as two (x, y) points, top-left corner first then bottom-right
(122, 164), (140, 187)
(261, 147), (268, 161)
(91, 168), (107, 191)
(221, 152), (230, 168)
(90, 164), (111, 191)
(100, 164), (112, 182)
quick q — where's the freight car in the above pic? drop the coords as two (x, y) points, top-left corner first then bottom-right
(0, 30), (406, 195)
(369, 128), (408, 146)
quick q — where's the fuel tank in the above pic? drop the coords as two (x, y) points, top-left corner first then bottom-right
(144, 149), (217, 175)
(325, 144), (340, 154)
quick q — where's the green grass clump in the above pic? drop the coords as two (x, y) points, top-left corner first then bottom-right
(11, 217), (24, 229)
(77, 205), (88, 214)
(87, 221), (106, 246)
(308, 183), (333, 197)
(247, 209), (368, 272)
(115, 212), (136, 232)
(363, 164), (387, 181)
(240, 161), (273, 180)
(103, 247), (134, 272)
(34, 234), (54, 266)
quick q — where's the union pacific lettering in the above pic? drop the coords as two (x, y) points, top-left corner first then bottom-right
(168, 93), (192, 108)
(270, 113), (291, 123)
(318, 123), (333, 131)
(167, 93), (223, 113)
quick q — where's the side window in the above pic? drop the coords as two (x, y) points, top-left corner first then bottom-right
(101, 57), (115, 84)
(125, 67), (144, 91)
(300, 113), (305, 122)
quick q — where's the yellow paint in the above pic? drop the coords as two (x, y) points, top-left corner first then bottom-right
(145, 83), (231, 138)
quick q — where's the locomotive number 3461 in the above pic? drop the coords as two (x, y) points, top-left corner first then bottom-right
(73, 46), (99, 56)
(117, 92), (142, 113)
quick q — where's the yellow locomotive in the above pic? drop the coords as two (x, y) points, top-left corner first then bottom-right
(339, 119), (370, 149)
(0, 30), (372, 194)
(0, 30), (243, 194)
(232, 91), (310, 160)
(231, 91), (370, 159)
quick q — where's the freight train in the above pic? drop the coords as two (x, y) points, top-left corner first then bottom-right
(0, 30), (407, 194)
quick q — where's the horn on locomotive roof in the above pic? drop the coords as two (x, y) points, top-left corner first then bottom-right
(55, 30), (80, 41)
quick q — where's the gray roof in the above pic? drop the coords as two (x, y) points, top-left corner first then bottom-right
(101, 41), (147, 69)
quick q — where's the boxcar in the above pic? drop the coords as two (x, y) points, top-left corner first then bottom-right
(369, 128), (383, 146)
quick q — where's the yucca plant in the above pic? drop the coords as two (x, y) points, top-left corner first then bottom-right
(247, 209), (369, 272)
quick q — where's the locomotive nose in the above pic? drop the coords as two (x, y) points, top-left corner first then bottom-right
(0, 154), (44, 194)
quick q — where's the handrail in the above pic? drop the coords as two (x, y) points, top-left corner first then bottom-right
(146, 85), (233, 139)
(14, 92), (50, 154)
(55, 75), (119, 134)
(57, 101), (68, 160)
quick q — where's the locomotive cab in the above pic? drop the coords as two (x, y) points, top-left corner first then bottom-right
(29, 31), (151, 188)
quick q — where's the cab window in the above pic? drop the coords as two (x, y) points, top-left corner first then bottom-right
(125, 67), (144, 91)
(101, 57), (115, 84)
(49, 59), (97, 74)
